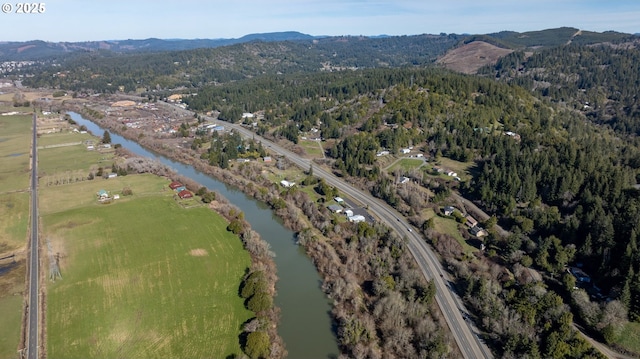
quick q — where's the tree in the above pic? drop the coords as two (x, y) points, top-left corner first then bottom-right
(244, 331), (270, 359)
(102, 130), (112, 144)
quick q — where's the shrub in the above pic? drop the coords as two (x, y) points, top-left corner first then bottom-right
(244, 331), (270, 359)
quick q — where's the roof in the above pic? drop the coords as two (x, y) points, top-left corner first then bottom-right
(169, 181), (183, 189)
(328, 204), (343, 212)
(178, 190), (193, 198)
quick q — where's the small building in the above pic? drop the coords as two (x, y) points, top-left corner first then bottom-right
(334, 197), (344, 204)
(376, 150), (390, 157)
(263, 156), (272, 163)
(107, 173), (118, 179)
(86, 145), (94, 150)
(399, 176), (410, 184)
(236, 158), (250, 163)
(175, 186), (187, 192)
(344, 209), (354, 217)
(169, 181), (183, 190)
(465, 215), (478, 228)
(415, 153), (424, 158)
(113, 194), (120, 200)
(280, 180), (295, 188)
(470, 226), (488, 238)
(328, 204), (343, 213)
(443, 206), (455, 216)
(400, 148), (411, 154)
(348, 215), (366, 223)
(97, 189), (108, 199)
(178, 190), (193, 199)
(447, 171), (458, 177)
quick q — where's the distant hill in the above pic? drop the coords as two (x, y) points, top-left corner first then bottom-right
(0, 31), (317, 61)
(436, 41), (513, 74)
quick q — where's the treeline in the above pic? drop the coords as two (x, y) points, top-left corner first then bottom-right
(20, 34), (461, 94)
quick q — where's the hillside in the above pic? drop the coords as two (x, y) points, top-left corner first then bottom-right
(436, 41), (513, 74)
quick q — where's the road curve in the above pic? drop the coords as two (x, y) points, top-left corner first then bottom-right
(28, 113), (39, 359)
(224, 121), (492, 359)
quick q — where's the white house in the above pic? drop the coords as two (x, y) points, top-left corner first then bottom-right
(399, 177), (410, 184)
(348, 215), (366, 223)
(400, 148), (411, 154)
(280, 180), (295, 188)
(344, 209), (354, 217)
(447, 171), (458, 177)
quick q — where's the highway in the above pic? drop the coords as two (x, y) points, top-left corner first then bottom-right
(224, 121), (493, 359)
(27, 112), (39, 359)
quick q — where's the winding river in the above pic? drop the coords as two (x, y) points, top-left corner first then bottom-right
(68, 112), (339, 359)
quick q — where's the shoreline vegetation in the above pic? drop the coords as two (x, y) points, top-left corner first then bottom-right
(67, 101), (459, 358)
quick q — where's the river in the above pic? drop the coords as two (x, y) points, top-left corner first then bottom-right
(67, 112), (339, 359)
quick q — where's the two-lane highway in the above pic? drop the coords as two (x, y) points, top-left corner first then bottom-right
(27, 112), (39, 359)
(224, 121), (492, 359)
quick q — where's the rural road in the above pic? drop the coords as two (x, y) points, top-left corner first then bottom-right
(222, 120), (493, 359)
(28, 112), (40, 359)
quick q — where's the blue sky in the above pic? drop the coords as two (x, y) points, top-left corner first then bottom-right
(0, 0), (638, 42)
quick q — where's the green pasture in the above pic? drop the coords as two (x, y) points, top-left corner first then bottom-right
(424, 208), (476, 256)
(44, 179), (252, 358)
(299, 139), (324, 158)
(37, 144), (113, 176)
(387, 158), (424, 173)
(0, 192), (30, 251)
(0, 295), (23, 359)
(37, 131), (96, 148)
(0, 114), (32, 192)
(436, 157), (474, 177)
(614, 322), (640, 355)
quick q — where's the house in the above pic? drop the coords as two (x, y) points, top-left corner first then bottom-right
(348, 215), (366, 223)
(178, 190), (193, 199)
(447, 171), (458, 177)
(416, 153), (424, 158)
(169, 181), (183, 190)
(465, 215), (478, 228)
(344, 209), (354, 217)
(97, 189), (109, 199)
(470, 226), (488, 238)
(328, 204), (343, 213)
(376, 150), (390, 157)
(443, 206), (455, 216)
(280, 180), (295, 188)
(400, 148), (411, 154)
(113, 194), (120, 200)
(242, 112), (255, 119)
(236, 158), (250, 163)
(399, 176), (410, 184)
(263, 156), (272, 163)
(86, 145), (94, 150)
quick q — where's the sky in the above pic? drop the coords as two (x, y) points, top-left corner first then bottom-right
(0, 0), (638, 42)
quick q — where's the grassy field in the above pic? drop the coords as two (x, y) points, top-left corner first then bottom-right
(424, 208), (476, 256)
(0, 113), (32, 358)
(299, 139), (324, 158)
(614, 322), (640, 355)
(37, 143), (113, 177)
(0, 295), (24, 359)
(0, 114), (32, 192)
(387, 158), (425, 173)
(37, 131), (96, 148)
(43, 174), (253, 358)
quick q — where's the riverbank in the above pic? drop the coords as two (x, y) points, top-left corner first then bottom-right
(63, 99), (460, 358)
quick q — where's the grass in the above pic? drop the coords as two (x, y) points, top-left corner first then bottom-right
(387, 158), (425, 173)
(37, 131), (96, 148)
(0, 192), (30, 251)
(299, 139), (324, 158)
(38, 144), (113, 176)
(44, 175), (253, 359)
(0, 114), (32, 192)
(435, 157), (475, 177)
(0, 295), (24, 359)
(613, 322), (640, 355)
(424, 208), (476, 256)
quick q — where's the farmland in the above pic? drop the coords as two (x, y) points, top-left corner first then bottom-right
(42, 174), (253, 358)
(0, 112), (32, 358)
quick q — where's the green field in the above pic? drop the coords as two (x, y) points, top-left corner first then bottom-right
(299, 139), (324, 158)
(0, 295), (23, 359)
(43, 174), (253, 358)
(38, 143), (113, 177)
(0, 114), (32, 192)
(37, 131), (96, 148)
(424, 208), (476, 257)
(387, 158), (424, 173)
(0, 192), (30, 251)
(614, 322), (640, 355)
